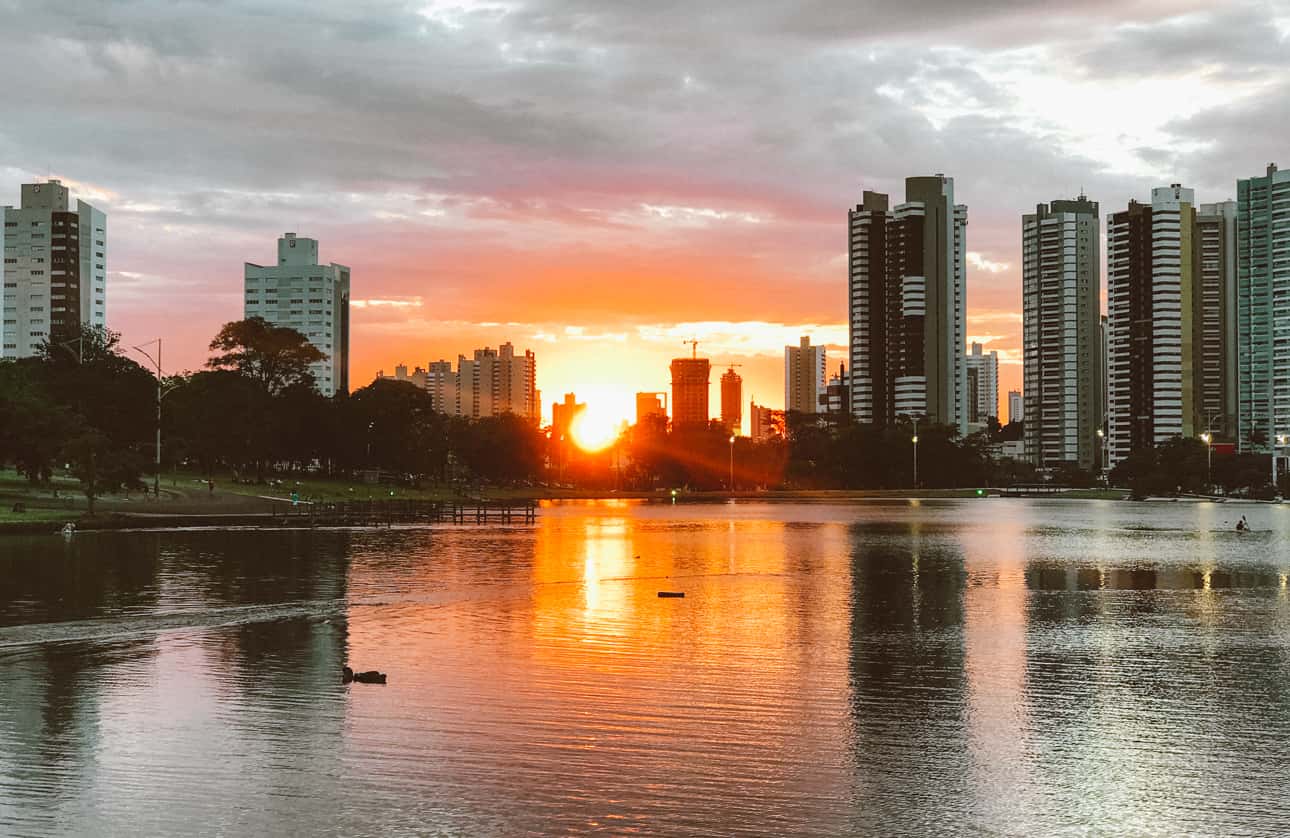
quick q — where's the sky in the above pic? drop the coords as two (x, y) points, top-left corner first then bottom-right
(2, 0), (1287, 431)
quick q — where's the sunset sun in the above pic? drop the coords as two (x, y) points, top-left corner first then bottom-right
(569, 407), (621, 452)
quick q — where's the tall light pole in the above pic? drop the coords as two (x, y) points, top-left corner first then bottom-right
(911, 418), (919, 489)
(57, 335), (84, 365)
(728, 434), (736, 493)
(1275, 434), (1288, 493)
(1096, 428), (1105, 483)
(1199, 412), (1221, 494)
(131, 339), (166, 498)
(1200, 432), (1212, 491)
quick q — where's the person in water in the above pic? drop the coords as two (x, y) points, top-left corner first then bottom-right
(1236, 516), (1249, 532)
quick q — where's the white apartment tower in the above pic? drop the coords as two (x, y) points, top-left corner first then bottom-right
(2, 180), (106, 358)
(1022, 196), (1102, 469)
(964, 342), (999, 428)
(849, 175), (967, 434)
(244, 233), (351, 395)
(784, 335), (826, 414)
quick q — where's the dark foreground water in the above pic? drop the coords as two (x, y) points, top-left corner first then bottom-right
(2, 499), (1290, 837)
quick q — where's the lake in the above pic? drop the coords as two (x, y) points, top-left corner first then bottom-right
(2, 499), (1289, 836)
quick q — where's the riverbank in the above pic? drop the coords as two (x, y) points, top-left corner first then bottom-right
(0, 468), (1147, 535)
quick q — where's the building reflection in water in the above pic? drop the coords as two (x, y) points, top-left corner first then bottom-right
(0, 530), (352, 836)
(3, 501), (1290, 835)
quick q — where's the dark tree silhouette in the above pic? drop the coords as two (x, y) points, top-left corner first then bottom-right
(207, 317), (325, 394)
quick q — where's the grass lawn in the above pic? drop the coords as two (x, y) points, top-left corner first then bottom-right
(0, 506), (80, 524)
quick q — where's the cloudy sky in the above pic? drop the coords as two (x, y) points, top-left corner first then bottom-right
(2, 0), (1287, 428)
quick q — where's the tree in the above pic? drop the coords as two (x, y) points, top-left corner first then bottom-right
(62, 430), (147, 515)
(166, 370), (275, 477)
(207, 317), (325, 394)
(454, 414), (544, 485)
(36, 323), (154, 451)
(0, 361), (76, 483)
(1109, 437), (1207, 497)
(340, 378), (448, 477)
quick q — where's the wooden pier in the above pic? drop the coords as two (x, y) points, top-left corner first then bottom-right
(996, 484), (1073, 498)
(265, 498), (537, 527)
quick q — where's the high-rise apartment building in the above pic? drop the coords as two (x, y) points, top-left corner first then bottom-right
(964, 342), (999, 429)
(848, 175), (967, 434)
(1236, 163), (1290, 453)
(671, 354), (711, 428)
(1194, 201), (1238, 438)
(1106, 185), (1196, 465)
(1022, 196), (1101, 469)
(2, 180), (106, 358)
(784, 336), (826, 414)
(244, 233), (350, 395)
(1007, 390), (1023, 426)
(720, 367), (743, 433)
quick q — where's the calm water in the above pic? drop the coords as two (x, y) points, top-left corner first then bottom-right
(2, 499), (1290, 837)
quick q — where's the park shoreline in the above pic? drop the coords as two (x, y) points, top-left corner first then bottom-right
(0, 486), (1158, 535)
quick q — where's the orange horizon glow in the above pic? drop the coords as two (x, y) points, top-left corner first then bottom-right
(568, 406), (624, 452)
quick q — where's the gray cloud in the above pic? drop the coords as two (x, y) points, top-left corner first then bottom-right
(0, 0), (1286, 364)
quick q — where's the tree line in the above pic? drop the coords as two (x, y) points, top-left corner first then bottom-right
(1, 319), (1282, 503)
(0, 320), (547, 510)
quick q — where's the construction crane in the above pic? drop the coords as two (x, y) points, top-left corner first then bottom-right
(682, 338), (700, 359)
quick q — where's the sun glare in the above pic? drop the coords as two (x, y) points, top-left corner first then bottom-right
(569, 408), (620, 452)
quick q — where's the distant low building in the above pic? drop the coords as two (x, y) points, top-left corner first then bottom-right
(636, 392), (667, 425)
(379, 342), (538, 421)
(1007, 390), (1023, 426)
(750, 402), (785, 442)
(552, 392), (585, 440)
(1000, 439), (1026, 460)
(818, 362), (850, 418)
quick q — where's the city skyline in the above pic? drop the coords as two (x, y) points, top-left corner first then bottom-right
(3, 2), (1286, 425)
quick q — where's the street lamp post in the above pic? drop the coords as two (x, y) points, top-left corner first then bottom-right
(1200, 432), (1212, 490)
(131, 339), (166, 498)
(1275, 434), (1288, 492)
(911, 419), (919, 489)
(1096, 428), (1105, 483)
(728, 435), (735, 493)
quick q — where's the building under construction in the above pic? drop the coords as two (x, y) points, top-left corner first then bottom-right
(671, 341), (711, 428)
(720, 366), (743, 434)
